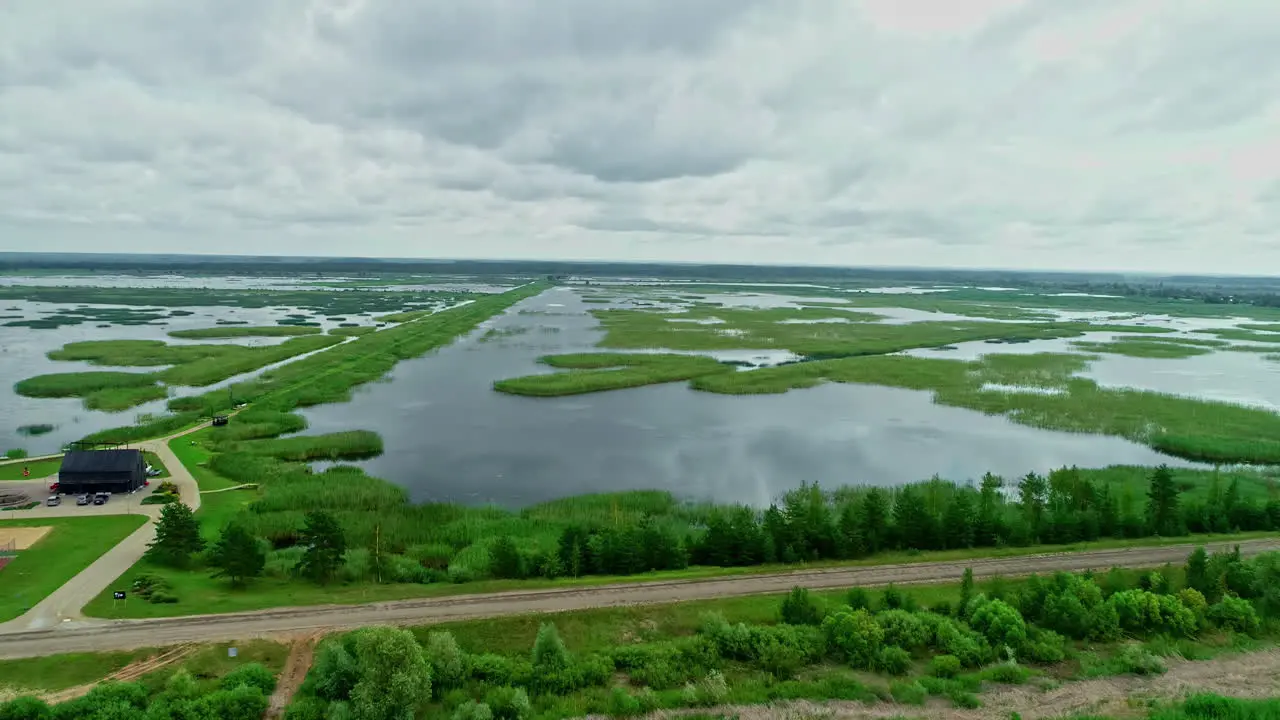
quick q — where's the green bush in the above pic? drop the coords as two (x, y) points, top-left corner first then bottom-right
(890, 681), (927, 705)
(484, 687), (531, 720)
(928, 654), (962, 678)
(452, 701), (494, 720)
(1208, 596), (1261, 635)
(425, 631), (468, 693)
(607, 688), (644, 718)
(220, 663), (277, 695)
(283, 697), (327, 720)
(780, 586), (825, 625)
(1115, 645), (1166, 676)
(877, 610), (929, 650)
(821, 608), (884, 669)
(876, 646), (912, 676)
(980, 662), (1031, 684)
(845, 587), (872, 611)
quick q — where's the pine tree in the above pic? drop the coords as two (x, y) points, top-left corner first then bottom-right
(490, 536), (524, 579)
(146, 502), (205, 568)
(1146, 465), (1182, 536)
(943, 491), (975, 550)
(893, 486), (933, 550)
(209, 522), (265, 587)
(1018, 472), (1048, 542)
(860, 488), (889, 554)
(297, 510), (347, 585)
(976, 472), (1004, 546)
(838, 501), (866, 558)
(1184, 546), (1209, 596)
(959, 567), (975, 616)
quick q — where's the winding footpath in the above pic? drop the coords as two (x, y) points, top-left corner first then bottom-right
(0, 422), (207, 634)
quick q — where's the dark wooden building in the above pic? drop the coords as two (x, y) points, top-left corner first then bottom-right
(58, 449), (145, 495)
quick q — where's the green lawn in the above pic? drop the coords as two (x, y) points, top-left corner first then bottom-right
(0, 639), (289, 694)
(80, 530), (1273, 620)
(0, 458), (62, 481)
(0, 452), (165, 482)
(0, 515), (148, 623)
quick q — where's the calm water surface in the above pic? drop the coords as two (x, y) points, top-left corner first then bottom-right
(300, 289), (1192, 507)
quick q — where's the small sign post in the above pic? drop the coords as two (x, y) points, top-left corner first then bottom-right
(112, 591), (126, 611)
(228, 647), (238, 658)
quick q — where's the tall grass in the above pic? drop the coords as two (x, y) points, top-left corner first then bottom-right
(48, 339), (235, 366)
(494, 354), (732, 396)
(14, 371), (159, 398)
(1071, 340), (1214, 359)
(84, 384), (169, 412)
(156, 334), (343, 386)
(168, 326), (322, 338)
(225, 431), (384, 461)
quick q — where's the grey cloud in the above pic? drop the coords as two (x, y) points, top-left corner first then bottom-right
(0, 0), (1278, 273)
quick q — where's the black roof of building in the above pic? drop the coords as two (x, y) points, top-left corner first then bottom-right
(60, 449), (142, 474)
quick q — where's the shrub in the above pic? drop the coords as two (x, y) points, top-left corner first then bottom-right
(846, 587), (872, 611)
(928, 654), (961, 679)
(1208, 596), (1261, 635)
(452, 701), (494, 720)
(311, 638), (359, 701)
(934, 620), (990, 668)
(881, 585), (916, 611)
(890, 681), (927, 705)
(1178, 588), (1208, 618)
(532, 623), (571, 673)
(282, 697), (327, 720)
(877, 610), (929, 650)
(969, 600), (1028, 652)
(949, 690), (982, 709)
(780, 586), (824, 625)
(876, 646), (912, 676)
(484, 687), (531, 720)
(981, 662), (1031, 684)
(469, 654), (528, 687)
(1022, 628), (1067, 664)
(220, 663), (277, 695)
(607, 688), (644, 718)
(698, 670), (729, 706)
(0, 696), (52, 720)
(821, 608), (884, 669)
(1115, 645), (1166, 676)
(425, 631), (468, 692)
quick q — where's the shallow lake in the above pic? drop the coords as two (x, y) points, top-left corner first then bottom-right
(300, 289), (1195, 508)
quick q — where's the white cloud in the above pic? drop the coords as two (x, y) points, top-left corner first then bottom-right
(1, 0), (1278, 273)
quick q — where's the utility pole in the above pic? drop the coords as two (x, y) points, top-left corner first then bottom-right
(375, 523), (381, 584)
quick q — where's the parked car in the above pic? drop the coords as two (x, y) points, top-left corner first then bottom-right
(145, 466), (161, 477)
(76, 494), (90, 506)
(93, 493), (109, 506)
(46, 495), (61, 507)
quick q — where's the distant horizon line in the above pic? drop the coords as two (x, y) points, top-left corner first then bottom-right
(0, 250), (1276, 281)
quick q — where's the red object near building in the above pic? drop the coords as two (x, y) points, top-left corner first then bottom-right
(49, 482), (59, 492)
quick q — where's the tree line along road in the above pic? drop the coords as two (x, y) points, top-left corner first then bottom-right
(1, 538), (1277, 659)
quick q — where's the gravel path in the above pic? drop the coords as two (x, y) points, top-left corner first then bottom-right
(1, 537), (1276, 659)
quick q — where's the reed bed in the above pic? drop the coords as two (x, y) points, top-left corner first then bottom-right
(168, 326), (322, 338)
(494, 354), (731, 396)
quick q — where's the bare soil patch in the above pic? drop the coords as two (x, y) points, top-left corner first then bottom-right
(625, 648), (1280, 720)
(0, 526), (53, 550)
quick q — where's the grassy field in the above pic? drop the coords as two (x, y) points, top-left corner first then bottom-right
(0, 458), (63, 481)
(168, 325), (322, 338)
(0, 639), (289, 695)
(0, 515), (148, 622)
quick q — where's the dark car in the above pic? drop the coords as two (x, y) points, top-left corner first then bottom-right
(76, 494), (90, 506)
(93, 493), (109, 506)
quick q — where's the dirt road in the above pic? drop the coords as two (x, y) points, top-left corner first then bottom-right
(1, 538), (1275, 659)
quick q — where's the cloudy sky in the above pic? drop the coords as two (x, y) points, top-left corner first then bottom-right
(2, 1), (1278, 273)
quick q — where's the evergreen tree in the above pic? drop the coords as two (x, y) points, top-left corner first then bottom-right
(1146, 465), (1182, 536)
(943, 491), (976, 550)
(208, 522), (265, 587)
(490, 536), (524, 579)
(859, 488), (889, 553)
(959, 567), (975, 616)
(892, 486), (934, 550)
(297, 510), (347, 585)
(837, 501), (866, 558)
(975, 472), (1005, 546)
(1018, 472), (1048, 542)
(146, 502), (205, 568)
(1185, 546), (1210, 596)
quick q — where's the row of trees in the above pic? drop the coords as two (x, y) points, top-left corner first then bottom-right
(147, 504), (348, 587)
(515, 466), (1278, 580)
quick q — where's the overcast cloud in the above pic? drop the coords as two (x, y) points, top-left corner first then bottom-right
(1, 0), (1278, 273)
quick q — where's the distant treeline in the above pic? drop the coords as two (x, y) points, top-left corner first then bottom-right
(4, 252), (1279, 292)
(495, 466), (1280, 580)
(1043, 280), (1280, 308)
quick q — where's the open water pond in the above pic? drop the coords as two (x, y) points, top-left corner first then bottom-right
(300, 289), (1193, 507)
